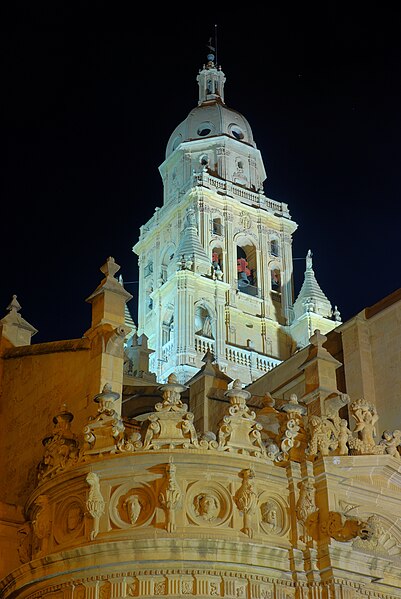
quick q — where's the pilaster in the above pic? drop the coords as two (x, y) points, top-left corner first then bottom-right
(85, 257), (132, 410)
(281, 233), (294, 325)
(338, 314), (376, 407)
(176, 270), (196, 366)
(299, 329), (346, 417)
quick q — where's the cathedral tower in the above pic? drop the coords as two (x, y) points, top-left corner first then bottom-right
(133, 54), (336, 384)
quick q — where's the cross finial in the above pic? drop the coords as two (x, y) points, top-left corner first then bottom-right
(6, 294), (21, 313)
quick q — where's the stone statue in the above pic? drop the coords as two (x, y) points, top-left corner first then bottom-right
(307, 415), (337, 456)
(352, 399), (379, 445)
(307, 413), (351, 457)
(379, 429), (401, 458)
(348, 399), (382, 454)
(306, 249), (313, 269)
(337, 419), (351, 455)
(201, 314), (213, 338)
(186, 208), (197, 227)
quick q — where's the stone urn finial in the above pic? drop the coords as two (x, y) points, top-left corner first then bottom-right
(157, 372), (188, 411)
(100, 256), (120, 279)
(93, 383), (120, 413)
(225, 378), (251, 408)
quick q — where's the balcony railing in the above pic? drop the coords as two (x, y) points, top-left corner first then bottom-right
(237, 279), (260, 297)
(226, 345), (280, 373)
(151, 337), (280, 377)
(194, 335), (215, 356)
(193, 172), (290, 216)
(162, 339), (175, 362)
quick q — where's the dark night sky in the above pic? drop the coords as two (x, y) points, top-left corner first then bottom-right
(1, 7), (400, 343)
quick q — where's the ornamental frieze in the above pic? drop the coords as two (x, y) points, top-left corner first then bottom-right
(23, 570), (294, 599)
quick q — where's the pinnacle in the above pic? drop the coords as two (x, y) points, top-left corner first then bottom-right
(6, 294), (21, 313)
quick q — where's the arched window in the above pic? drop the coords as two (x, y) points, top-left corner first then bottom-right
(146, 286), (153, 311)
(160, 244), (175, 284)
(144, 260), (153, 277)
(161, 305), (174, 346)
(211, 246), (223, 280)
(194, 303), (214, 339)
(233, 157), (247, 186)
(270, 239), (279, 257)
(271, 268), (281, 292)
(236, 241), (257, 296)
(162, 316), (174, 346)
(212, 217), (223, 236)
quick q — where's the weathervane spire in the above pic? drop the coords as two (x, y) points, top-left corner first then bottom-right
(206, 24), (218, 66)
(198, 25), (225, 105)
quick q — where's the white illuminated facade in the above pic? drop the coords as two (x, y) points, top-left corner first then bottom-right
(133, 54), (339, 383)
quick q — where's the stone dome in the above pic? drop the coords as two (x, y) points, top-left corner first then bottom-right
(166, 100), (256, 159)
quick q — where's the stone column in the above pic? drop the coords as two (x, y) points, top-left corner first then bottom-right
(175, 271), (195, 368)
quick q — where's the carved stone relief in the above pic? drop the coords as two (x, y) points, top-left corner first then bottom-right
(109, 483), (155, 529)
(305, 510), (372, 543)
(32, 494), (52, 557)
(295, 480), (316, 544)
(37, 404), (79, 482)
(159, 460), (182, 532)
(99, 581), (111, 599)
(86, 472), (105, 540)
(17, 570), (299, 599)
(348, 398), (384, 455)
(258, 492), (289, 536)
(234, 468), (258, 538)
(352, 514), (401, 557)
(54, 497), (85, 545)
(239, 211), (252, 230)
(186, 482), (232, 527)
(17, 522), (32, 564)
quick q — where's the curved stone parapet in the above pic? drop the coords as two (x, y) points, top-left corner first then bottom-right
(3, 450), (293, 598)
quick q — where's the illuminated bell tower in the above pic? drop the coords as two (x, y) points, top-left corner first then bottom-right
(133, 53), (299, 384)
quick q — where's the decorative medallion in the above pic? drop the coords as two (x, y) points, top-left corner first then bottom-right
(109, 483), (155, 529)
(54, 497), (85, 544)
(258, 492), (289, 536)
(186, 481), (232, 527)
